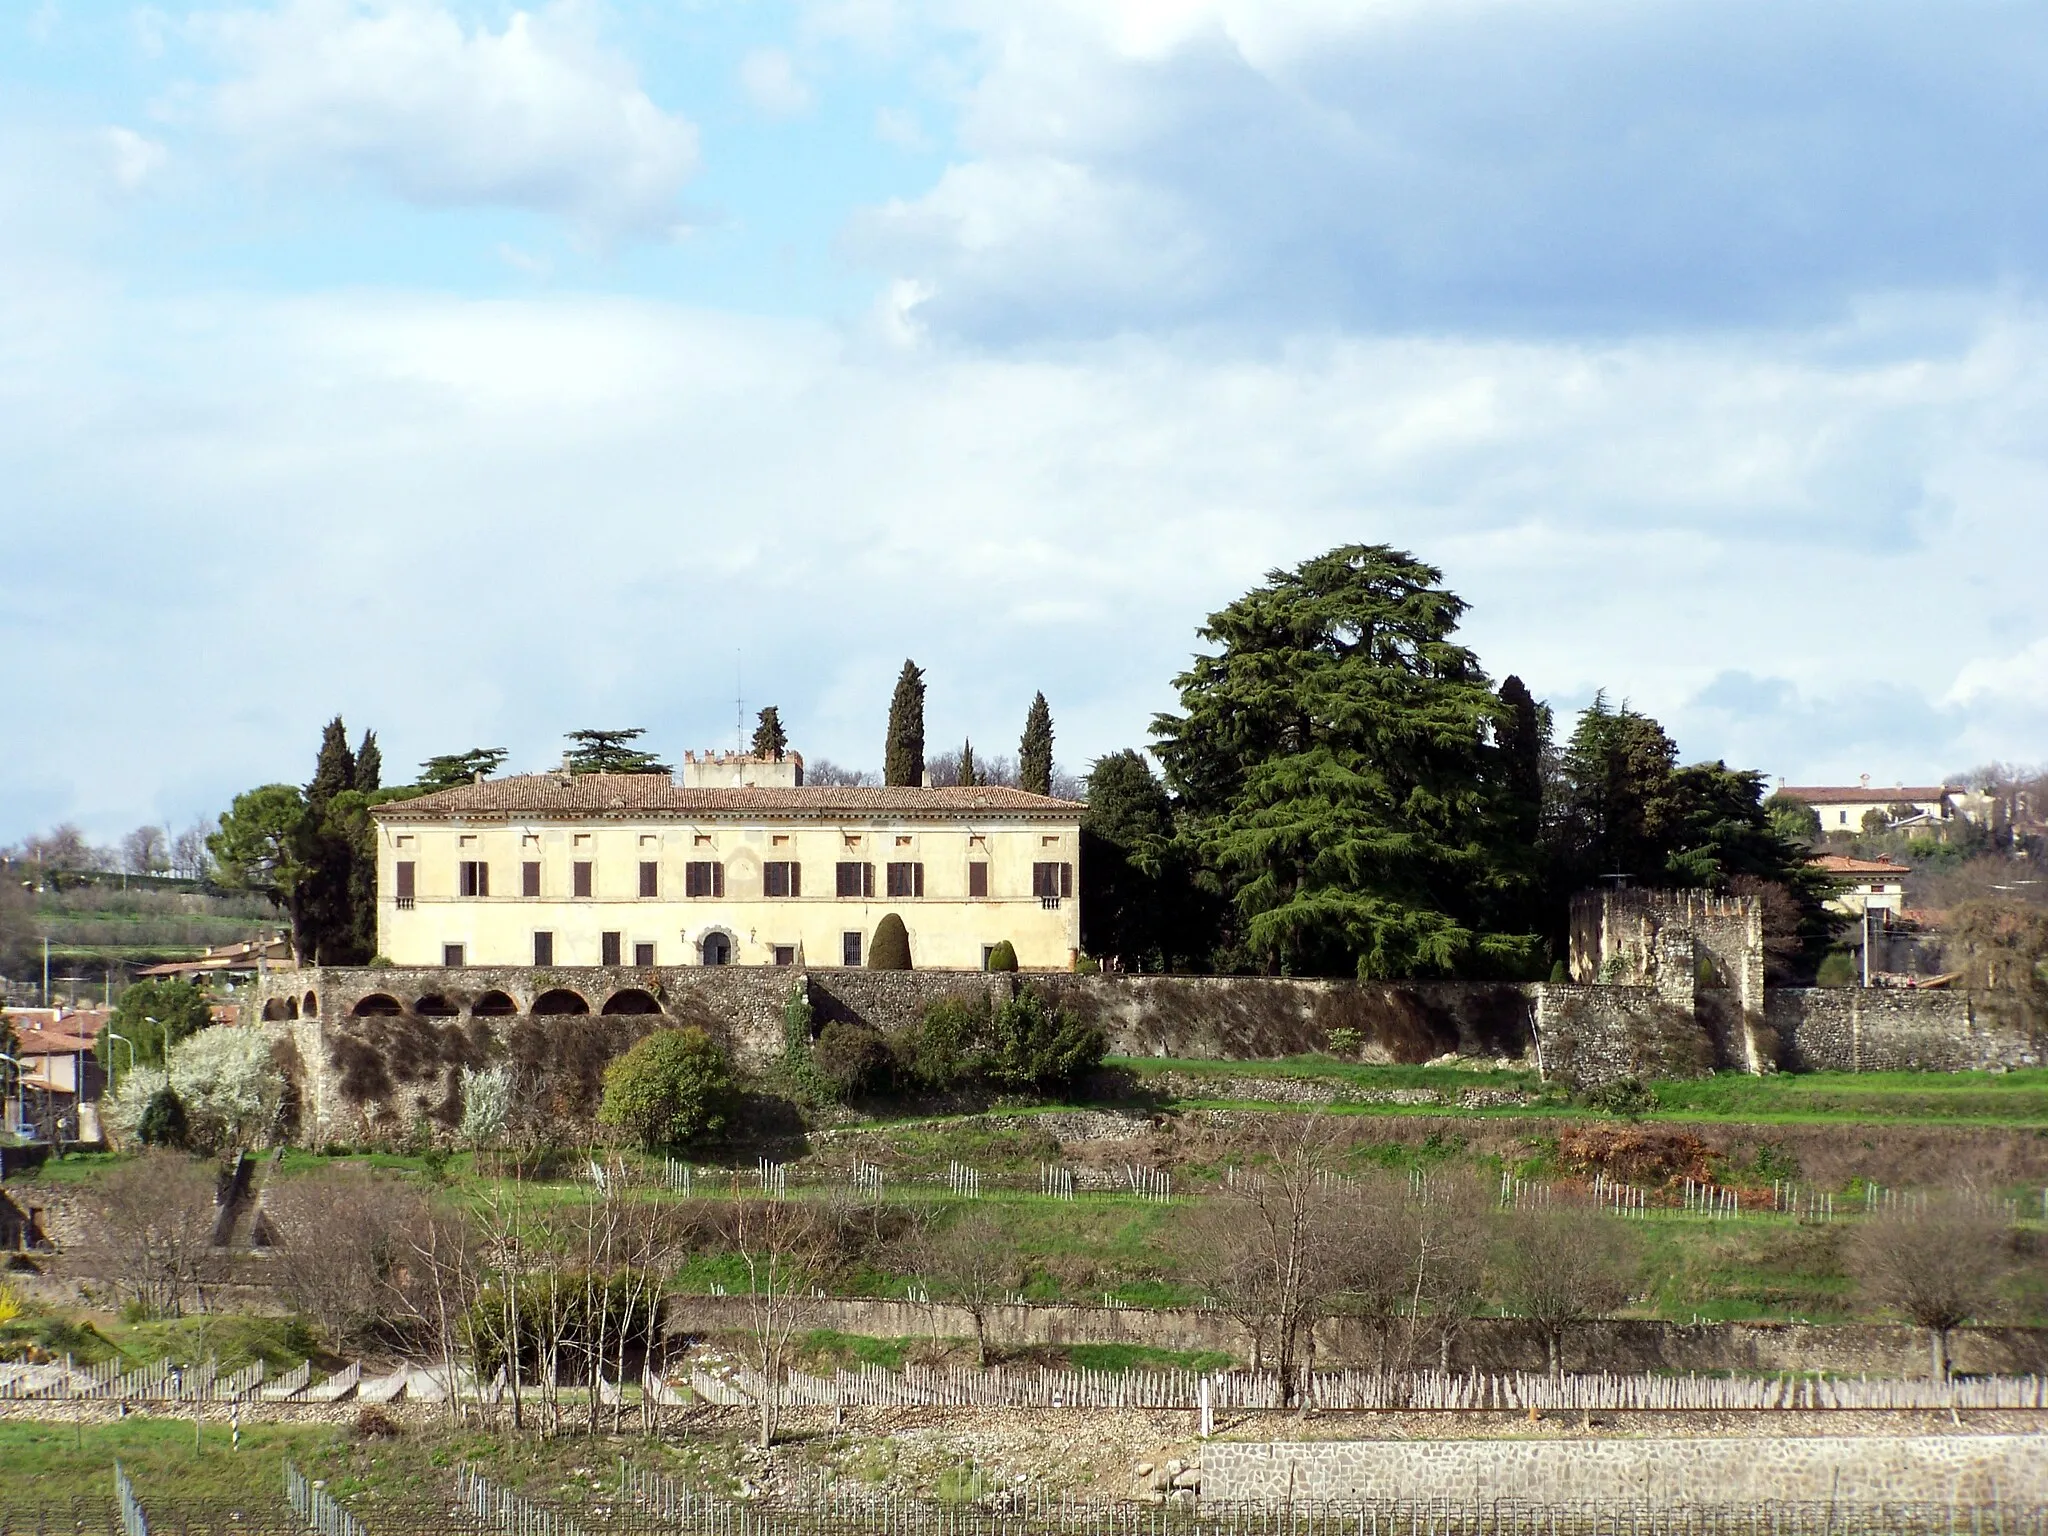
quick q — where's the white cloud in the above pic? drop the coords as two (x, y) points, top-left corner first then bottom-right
(4, 266), (2048, 837)
(101, 127), (167, 190)
(873, 105), (930, 151)
(194, 0), (698, 238)
(1950, 638), (2048, 712)
(739, 47), (813, 117)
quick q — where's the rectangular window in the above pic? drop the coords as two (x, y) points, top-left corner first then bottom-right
(522, 861), (541, 898)
(773, 945), (796, 967)
(459, 860), (490, 897)
(573, 861), (593, 898)
(443, 943), (466, 967)
(968, 863), (989, 899)
(886, 861), (925, 898)
(639, 861), (659, 898)
(634, 941), (656, 967)
(686, 861), (725, 898)
(842, 931), (862, 966)
(764, 861), (801, 898)
(394, 861), (416, 905)
(601, 931), (622, 967)
(836, 861), (875, 898)
(1032, 862), (1076, 900)
(533, 931), (553, 966)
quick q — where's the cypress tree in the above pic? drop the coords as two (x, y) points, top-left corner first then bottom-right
(868, 913), (912, 970)
(958, 740), (978, 788)
(1019, 692), (1054, 796)
(752, 706), (788, 761)
(300, 718), (358, 964)
(308, 717), (356, 804)
(354, 729), (382, 793)
(1496, 676), (1546, 845)
(884, 661), (926, 786)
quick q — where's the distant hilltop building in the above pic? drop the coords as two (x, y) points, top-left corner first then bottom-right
(1777, 776), (1958, 835)
(368, 752), (1082, 972)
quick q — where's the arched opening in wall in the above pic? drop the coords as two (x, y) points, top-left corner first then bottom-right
(414, 994), (459, 1017)
(600, 988), (662, 1016)
(532, 988), (591, 1016)
(261, 997), (294, 1022)
(700, 932), (733, 966)
(352, 994), (403, 1018)
(302, 991), (319, 1017)
(471, 990), (518, 1017)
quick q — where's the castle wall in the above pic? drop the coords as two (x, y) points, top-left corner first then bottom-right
(1769, 987), (2041, 1073)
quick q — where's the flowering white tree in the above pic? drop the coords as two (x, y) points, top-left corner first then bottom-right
(169, 1028), (283, 1148)
(460, 1063), (511, 1151)
(101, 1066), (170, 1146)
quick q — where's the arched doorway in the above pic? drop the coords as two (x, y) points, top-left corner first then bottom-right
(700, 932), (733, 966)
(301, 990), (319, 1017)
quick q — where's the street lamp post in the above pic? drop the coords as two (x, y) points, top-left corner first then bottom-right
(0, 1052), (23, 1141)
(106, 1032), (136, 1092)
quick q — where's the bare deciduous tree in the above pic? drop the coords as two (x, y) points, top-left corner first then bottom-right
(731, 1198), (828, 1447)
(1494, 1205), (1639, 1375)
(120, 826), (168, 876)
(1409, 1171), (1492, 1372)
(912, 1209), (1019, 1365)
(261, 1166), (438, 1348)
(90, 1153), (218, 1318)
(1850, 1203), (2011, 1380)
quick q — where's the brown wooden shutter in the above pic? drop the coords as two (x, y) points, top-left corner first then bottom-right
(864, 863), (876, 898)
(640, 861), (658, 898)
(968, 863), (988, 898)
(395, 862), (415, 900)
(522, 861), (540, 897)
(1061, 862), (1073, 898)
(790, 863), (801, 898)
(574, 861), (593, 898)
(478, 863), (490, 898)
(601, 931), (622, 966)
(714, 863), (725, 898)
(914, 862), (925, 897)
(533, 931), (553, 966)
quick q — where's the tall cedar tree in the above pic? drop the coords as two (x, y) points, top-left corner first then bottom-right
(884, 661), (926, 786)
(1080, 750), (1180, 970)
(564, 729), (672, 775)
(958, 740), (978, 787)
(1019, 692), (1054, 796)
(1152, 545), (1538, 980)
(752, 707), (789, 761)
(1558, 695), (1677, 884)
(416, 748), (510, 790)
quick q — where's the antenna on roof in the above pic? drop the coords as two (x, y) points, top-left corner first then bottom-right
(736, 649), (744, 755)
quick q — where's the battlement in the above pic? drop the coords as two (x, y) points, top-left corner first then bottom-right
(678, 749), (805, 788)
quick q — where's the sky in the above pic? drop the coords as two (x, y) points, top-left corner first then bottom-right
(5, 0), (2048, 845)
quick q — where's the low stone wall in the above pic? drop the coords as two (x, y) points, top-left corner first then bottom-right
(1530, 984), (1714, 1087)
(660, 1294), (2048, 1377)
(1770, 988), (2041, 1073)
(1202, 1437), (2048, 1505)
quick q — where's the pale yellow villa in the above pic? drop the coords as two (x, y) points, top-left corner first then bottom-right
(370, 752), (1084, 971)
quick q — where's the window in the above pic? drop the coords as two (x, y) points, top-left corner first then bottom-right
(764, 861), (801, 898)
(835, 861), (875, 898)
(1032, 862), (1074, 900)
(686, 861), (725, 897)
(459, 861), (490, 897)
(522, 861), (541, 898)
(842, 931), (862, 966)
(887, 861), (925, 898)
(533, 931), (554, 966)
(968, 863), (989, 899)
(601, 931), (622, 967)
(1839, 811), (1849, 826)
(634, 941), (656, 967)
(573, 861), (593, 898)
(394, 861), (416, 909)
(639, 861), (659, 898)
(443, 943), (466, 967)
(773, 945), (796, 967)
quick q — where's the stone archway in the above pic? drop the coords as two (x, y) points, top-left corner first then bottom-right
(532, 988), (591, 1016)
(414, 994), (459, 1017)
(700, 931), (734, 966)
(352, 993), (403, 1017)
(472, 990), (519, 1017)
(600, 988), (662, 1016)
(301, 990), (319, 1018)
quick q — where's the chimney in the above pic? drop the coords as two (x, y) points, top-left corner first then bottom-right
(922, 771), (933, 788)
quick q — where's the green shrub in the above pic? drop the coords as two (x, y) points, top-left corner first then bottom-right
(103, 980), (212, 1071)
(868, 914), (912, 970)
(813, 1021), (894, 1098)
(1816, 951), (1858, 988)
(899, 997), (984, 1090)
(984, 987), (1104, 1094)
(1578, 1076), (1656, 1119)
(1548, 959), (1568, 983)
(596, 1027), (734, 1150)
(137, 1086), (189, 1149)
(985, 940), (1018, 973)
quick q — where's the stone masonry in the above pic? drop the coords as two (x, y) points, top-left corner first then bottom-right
(1202, 1436), (2048, 1506)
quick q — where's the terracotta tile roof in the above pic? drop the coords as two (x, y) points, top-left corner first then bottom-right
(6, 1010), (106, 1057)
(1808, 854), (1913, 876)
(1778, 785), (1954, 805)
(373, 773), (1084, 822)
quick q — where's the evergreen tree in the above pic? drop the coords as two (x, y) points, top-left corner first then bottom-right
(1019, 692), (1054, 796)
(564, 729), (672, 775)
(884, 661), (926, 787)
(300, 718), (361, 964)
(354, 730), (381, 793)
(308, 717), (356, 806)
(752, 707), (788, 761)
(868, 912), (912, 969)
(1496, 676), (1547, 846)
(1151, 544), (1538, 980)
(1558, 694), (1680, 885)
(958, 740), (978, 788)
(1080, 750), (1183, 970)
(208, 783), (310, 957)
(417, 748), (510, 790)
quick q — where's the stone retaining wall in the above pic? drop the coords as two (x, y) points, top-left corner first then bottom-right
(1770, 988), (2041, 1073)
(1201, 1436), (2048, 1505)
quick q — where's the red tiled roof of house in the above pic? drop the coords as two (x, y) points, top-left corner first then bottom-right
(1778, 785), (1954, 805)
(6, 1010), (106, 1057)
(1808, 854), (1913, 876)
(373, 773), (1083, 821)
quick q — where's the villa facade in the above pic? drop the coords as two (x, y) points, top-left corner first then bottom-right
(369, 759), (1084, 972)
